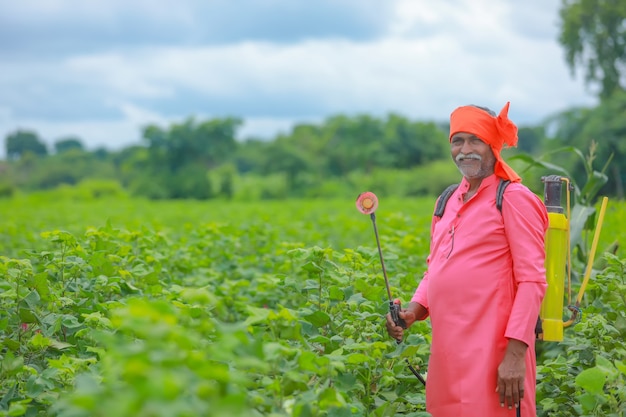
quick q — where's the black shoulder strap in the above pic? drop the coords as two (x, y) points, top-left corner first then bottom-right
(496, 179), (511, 213)
(435, 178), (511, 218)
(434, 183), (459, 218)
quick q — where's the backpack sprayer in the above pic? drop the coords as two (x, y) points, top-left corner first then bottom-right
(539, 175), (609, 341)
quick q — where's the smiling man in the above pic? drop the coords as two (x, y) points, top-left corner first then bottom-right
(386, 102), (548, 416)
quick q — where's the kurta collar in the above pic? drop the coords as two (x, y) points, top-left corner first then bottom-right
(459, 174), (499, 199)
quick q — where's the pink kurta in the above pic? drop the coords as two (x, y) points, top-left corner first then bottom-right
(412, 174), (548, 417)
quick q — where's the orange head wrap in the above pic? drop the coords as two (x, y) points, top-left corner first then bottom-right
(449, 102), (521, 183)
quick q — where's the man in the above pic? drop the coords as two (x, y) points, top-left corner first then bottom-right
(386, 102), (548, 416)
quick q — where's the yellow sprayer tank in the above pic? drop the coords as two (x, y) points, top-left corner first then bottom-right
(540, 176), (569, 342)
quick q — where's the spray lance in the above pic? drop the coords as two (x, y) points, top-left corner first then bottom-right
(355, 191), (426, 386)
(539, 176), (609, 342)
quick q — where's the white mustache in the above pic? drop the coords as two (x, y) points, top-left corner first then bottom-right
(456, 153), (482, 162)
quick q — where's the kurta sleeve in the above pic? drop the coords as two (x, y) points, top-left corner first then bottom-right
(411, 269), (430, 318)
(502, 185), (549, 347)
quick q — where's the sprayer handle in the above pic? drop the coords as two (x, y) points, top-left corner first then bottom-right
(389, 302), (407, 329)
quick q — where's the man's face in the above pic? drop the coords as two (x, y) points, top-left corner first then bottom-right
(450, 132), (496, 180)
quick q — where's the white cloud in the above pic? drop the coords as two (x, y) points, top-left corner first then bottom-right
(54, 33), (594, 116)
(0, 0), (598, 157)
(66, 53), (176, 99)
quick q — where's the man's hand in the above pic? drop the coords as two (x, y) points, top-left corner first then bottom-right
(385, 300), (427, 342)
(496, 338), (527, 409)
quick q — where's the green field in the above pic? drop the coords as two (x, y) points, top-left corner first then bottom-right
(1, 192), (625, 416)
(0, 192), (439, 257)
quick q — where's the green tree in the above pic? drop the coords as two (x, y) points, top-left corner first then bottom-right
(233, 138), (273, 174)
(261, 138), (311, 194)
(214, 163), (236, 199)
(143, 117), (240, 171)
(194, 118), (241, 168)
(322, 114), (389, 176)
(382, 114), (448, 168)
(11, 148), (116, 190)
(545, 90), (626, 198)
(517, 125), (546, 155)
(54, 137), (85, 154)
(5, 130), (48, 160)
(167, 163), (213, 200)
(559, 0), (626, 99)
(138, 117), (241, 199)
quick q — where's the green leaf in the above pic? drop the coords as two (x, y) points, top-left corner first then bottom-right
(318, 387), (346, 409)
(49, 339), (73, 350)
(614, 360), (626, 375)
(1, 351), (24, 375)
(575, 367), (605, 394)
(576, 392), (597, 412)
(25, 375), (44, 398)
(21, 290), (41, 308)
(509, 154), (572, 178)
(303, 310), (331, 327)
(292, 402), (314, 417)
(298, 351), (329, 373)
(18, 308), (38, 324)
(29, 332), (51, 349)
(7, 400), (30, 416)
(595, 355), (618, 380)
(24, 273), (50, 302)
(120, 281), (141, 294)
(302, 261), (323, 273)
(570, 204), (596, 248)
(579, 171), (608, 204)
(3, 339), (20, 352)
(346, 353), (372, 364)
(328, 285), (344, 301)
(0, 384), (17, 409)
(245, 306), (272, 326)
(61, 315), (82, 329)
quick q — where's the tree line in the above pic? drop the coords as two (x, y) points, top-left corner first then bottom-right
(1, 96), (624, 201)
(0, 114), (452, 199)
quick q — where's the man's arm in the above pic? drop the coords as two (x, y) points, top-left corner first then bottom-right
(497, 338), (528, 409)
(502, 186), (548, 345)
(498, 185), (549, 408)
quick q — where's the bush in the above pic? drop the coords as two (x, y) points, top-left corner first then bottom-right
(75, 179), (128, 199)
(232, 173), (289, 200)
(345, 161), (460, 199)
(536, 253), (626, 416)
(0, 182), (15, 198)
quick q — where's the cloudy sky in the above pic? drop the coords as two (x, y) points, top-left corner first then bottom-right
(0, 0), (597, 156)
